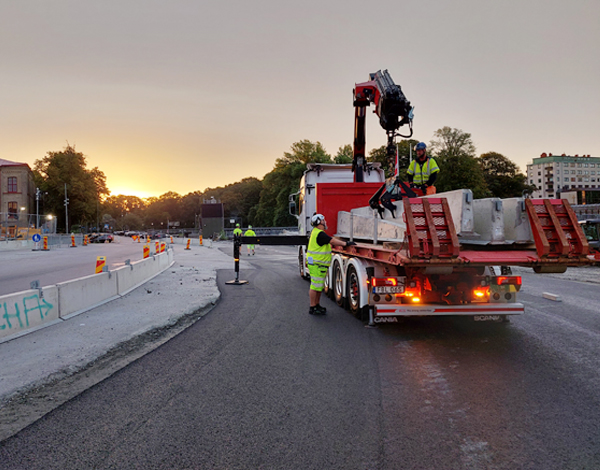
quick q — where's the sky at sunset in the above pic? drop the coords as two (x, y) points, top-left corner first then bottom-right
(1, 0), (599, 199)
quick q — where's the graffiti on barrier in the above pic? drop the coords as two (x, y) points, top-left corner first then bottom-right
(1, 294), (54, 331)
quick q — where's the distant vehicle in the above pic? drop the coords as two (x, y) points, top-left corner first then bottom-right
(579, 219), (600, 251)
(152, 233), (166, 239)
(91, 233), (114, 243)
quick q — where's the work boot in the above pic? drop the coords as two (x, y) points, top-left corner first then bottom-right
(315, 304), (327, 314)
(309, 306), (325, 315)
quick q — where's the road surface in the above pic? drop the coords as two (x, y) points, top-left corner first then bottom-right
(1, 245), (599, 469)
(0, 236), (151, 296)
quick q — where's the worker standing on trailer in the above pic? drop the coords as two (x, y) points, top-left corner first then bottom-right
(244, 225), (256, 256)
(233, 223), (243, 237)
(407, 142), (440, 193)
(307, 214), (355, 315)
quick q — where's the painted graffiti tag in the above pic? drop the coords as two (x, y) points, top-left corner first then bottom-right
(1, 294), (54, 331)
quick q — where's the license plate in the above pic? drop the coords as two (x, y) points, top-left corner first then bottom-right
(373, 286), (405, 294)
(474, 315), (501, 322)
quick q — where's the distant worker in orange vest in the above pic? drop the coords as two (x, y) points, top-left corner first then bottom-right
(244, 225), (256, 256)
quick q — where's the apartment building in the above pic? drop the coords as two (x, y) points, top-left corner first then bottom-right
(1, 158), (36, 237)
(526, 153), (600, 198)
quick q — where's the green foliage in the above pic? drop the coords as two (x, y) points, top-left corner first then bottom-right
(102, 195), (146, 220)
(33, 145), (109, 231)
(254, 141), (332, 227)
(203, 177), (262, 226)
(478, 152), (533, 198)
(334, 144), (353, 164)
(367, 139), (419, 178)
(429, 127), (489, 198)
(121, 212), (144, 231)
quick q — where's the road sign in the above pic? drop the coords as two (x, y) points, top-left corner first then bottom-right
(32, 234), (41, 242)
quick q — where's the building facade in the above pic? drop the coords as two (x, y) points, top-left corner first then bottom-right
(1, 158), (36, 237)
(526, 153), (600, 199)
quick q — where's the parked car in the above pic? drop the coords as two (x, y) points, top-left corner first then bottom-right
(91, 233), (114, 243)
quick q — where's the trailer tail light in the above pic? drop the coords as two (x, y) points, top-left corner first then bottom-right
(494, 276), (522, 286)
(372, 278), (398, 287)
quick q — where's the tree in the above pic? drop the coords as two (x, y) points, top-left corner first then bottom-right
(102, 195), (146, 221)
(334, 144), (353, 164)
(429, 127), (489, 198)
(478, 152), (534, 198)
(33, 145), (109, 232)
(203, 178), (263, 227)
(254, 141), (332, 226)
(368, 139), (419, 178)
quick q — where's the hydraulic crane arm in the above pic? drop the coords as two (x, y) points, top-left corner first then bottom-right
(353, 69), (413, 182)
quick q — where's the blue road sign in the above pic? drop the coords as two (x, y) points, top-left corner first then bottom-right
(32, 234), (41, 242)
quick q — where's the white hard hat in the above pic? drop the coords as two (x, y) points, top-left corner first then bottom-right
(311, 213), (325, 227)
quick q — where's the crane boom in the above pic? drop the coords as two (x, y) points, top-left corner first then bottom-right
(353, 70), (413, 182)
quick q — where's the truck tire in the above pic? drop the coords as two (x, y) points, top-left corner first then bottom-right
(347, 265), (367, 321)
(298, 248), (309, 280)
(333, 260), (346, 308)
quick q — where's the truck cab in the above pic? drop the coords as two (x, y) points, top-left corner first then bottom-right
(290, 163), (386, 236)
(290, 163), (385, 278)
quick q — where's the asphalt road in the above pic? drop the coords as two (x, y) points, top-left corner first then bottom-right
(1, 246), (599, 469)
(0, 236), (150, 295)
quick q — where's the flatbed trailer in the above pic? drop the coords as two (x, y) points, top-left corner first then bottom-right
(322, 195), (591, 323)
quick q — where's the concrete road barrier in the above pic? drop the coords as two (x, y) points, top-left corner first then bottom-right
(116, 255), (163, 295)
(58, 272), (119, 319)
(0, 286), (60, 341)
(1, 250), (174, 343)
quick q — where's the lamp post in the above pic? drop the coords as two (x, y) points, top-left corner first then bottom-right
(36, 188), (40, 229)
(64, 183), (69, 233)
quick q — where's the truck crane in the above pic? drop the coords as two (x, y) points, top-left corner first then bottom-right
(287, 70), (591, 325)
(233, 70), (591, 326)
(352, 70), (423, 217)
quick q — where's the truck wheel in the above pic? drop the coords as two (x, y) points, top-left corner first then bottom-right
(298, 248), (309, 280)
(324, 270), (332, 299)
(333, 260), (346, 308)
(347, 265), (366, 320)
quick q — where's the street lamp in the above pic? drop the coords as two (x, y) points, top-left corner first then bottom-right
(36, 188), (40, 229)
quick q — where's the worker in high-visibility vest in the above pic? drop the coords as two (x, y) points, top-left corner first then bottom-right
(233, 223), (243, 237)
(307, 214), (355, 315)
(407, 142), (440, 193)
(244, 225), (256, 256)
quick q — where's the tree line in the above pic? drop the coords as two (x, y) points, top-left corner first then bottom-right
(33, 128), (534, 232)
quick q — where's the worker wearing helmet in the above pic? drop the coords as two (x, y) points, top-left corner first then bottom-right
(307, 213), (356, 315)
(244, 225), (256, 255)
(407, 142), (440, 193)
(233, 223), (243, 237)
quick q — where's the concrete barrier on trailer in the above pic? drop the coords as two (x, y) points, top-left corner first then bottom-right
(0, 286), (60, 341)
(58, 272), (119, 319)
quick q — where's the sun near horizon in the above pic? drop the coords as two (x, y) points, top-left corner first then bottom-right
(107, 186), (158, 200)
